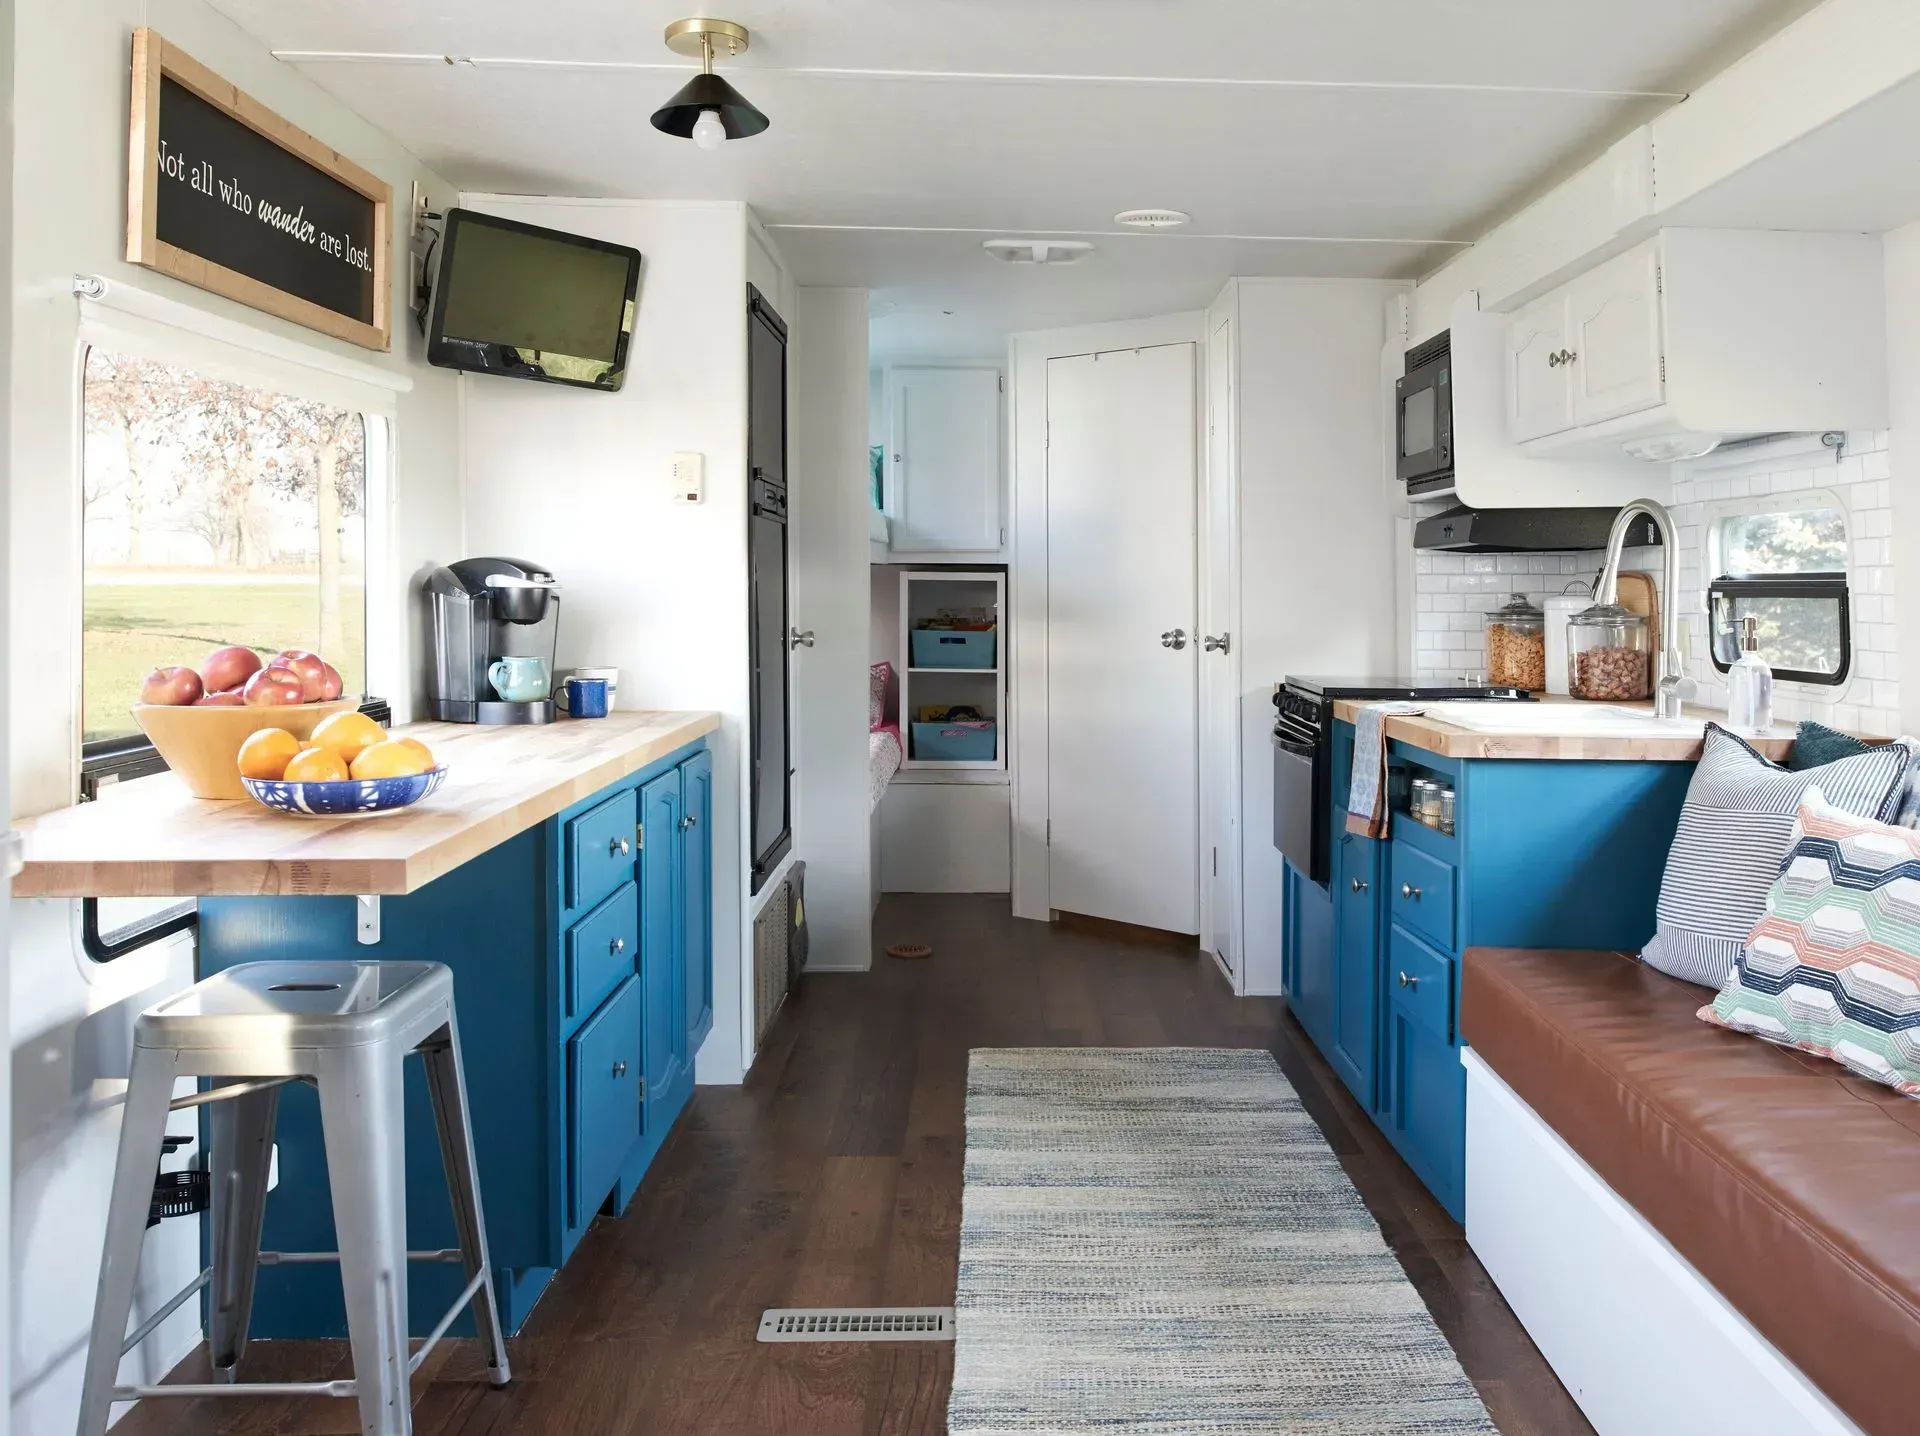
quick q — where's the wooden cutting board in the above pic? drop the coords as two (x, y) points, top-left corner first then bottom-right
(1617, 571), (1658, 639)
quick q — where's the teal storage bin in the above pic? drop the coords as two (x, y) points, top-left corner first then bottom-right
(911, 629), (997, 669)
(912, 720), (997, 762)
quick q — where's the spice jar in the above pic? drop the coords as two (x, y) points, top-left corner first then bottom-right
(1568, 602), (1652, 701)
(1484, 594), (1547, 692)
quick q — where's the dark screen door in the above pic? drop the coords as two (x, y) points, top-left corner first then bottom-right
(747, 288), (791, 891)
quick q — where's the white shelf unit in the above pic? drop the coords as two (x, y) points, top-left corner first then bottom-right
(897, 569), (1006, 779)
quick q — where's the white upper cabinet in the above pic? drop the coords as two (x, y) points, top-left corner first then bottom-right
(1506, 294), (1574, 443)
(1503, 230), (1886, 459)
(1565, 244), (1665, 427)
(887, 367), (1003, 555)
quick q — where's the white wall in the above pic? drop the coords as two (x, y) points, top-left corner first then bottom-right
(1887, 221), (1920, 736)
(789, 288), (873, 972)
(458, 196), (764, 1085)
(7, 3), (462, 1432)
(1226, 280), (1406, 996)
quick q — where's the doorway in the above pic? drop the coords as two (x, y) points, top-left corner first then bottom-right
(1043, 343), (1199, 934)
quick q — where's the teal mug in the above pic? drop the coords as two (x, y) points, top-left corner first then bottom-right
(488, 655), (551, 703)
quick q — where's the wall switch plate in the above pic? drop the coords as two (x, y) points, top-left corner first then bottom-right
(673, 452), (705, 504)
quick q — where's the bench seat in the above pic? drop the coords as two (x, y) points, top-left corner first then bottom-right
(1462, 946), (1920, 1436)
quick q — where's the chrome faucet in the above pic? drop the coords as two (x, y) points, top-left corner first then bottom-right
(1594, 499), (1695, 720)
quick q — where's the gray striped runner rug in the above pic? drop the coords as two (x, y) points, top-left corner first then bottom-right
(949, 1047), (1495, 1435)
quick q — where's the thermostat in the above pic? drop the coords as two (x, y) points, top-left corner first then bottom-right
(672, 452), (705, 504)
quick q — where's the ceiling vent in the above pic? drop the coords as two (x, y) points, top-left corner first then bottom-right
(982, 238), (1094, 266)
(1114, 209), (1191, 229)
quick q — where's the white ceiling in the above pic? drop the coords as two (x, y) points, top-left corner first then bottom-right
(208, 0), (1823, 358)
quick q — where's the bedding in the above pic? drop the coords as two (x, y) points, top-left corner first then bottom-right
(869, 724), (903, 813)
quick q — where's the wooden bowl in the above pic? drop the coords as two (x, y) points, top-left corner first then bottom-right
(132, 699), (358, 800)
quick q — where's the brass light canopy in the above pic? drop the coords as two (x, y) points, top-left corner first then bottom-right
(651, 17), (770, 146)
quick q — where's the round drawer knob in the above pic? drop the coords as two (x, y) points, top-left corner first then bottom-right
(1350, 878), (1368, 893)
(681, 814), (697, 831)
(610, 836), (631, 858)
(610, 936), (625, 956)
(612, 1060), (628, 1078)
(1398, 972), (1420, 991)
(1402, 883), (1422, 900)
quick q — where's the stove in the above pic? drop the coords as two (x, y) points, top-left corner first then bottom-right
(1273, 675), (1533, 886)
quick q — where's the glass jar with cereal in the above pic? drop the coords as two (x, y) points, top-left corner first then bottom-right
(1483, 593), (1547, 693)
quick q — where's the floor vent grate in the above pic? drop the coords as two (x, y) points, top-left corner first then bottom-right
(757, 1307), (955, 1343)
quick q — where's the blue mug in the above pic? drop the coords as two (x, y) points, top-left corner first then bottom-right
(558, 676), (609, 719)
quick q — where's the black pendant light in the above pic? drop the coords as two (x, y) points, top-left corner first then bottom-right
(651, 18), (770, 149)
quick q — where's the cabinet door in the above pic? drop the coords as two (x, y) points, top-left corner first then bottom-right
(1507, 295), (1574, 443)
(889, 368), (1002, 552)
(568, 975), (643, 1229)
(1286, 859), (1335, 1053)
(1330, 833), (1379, 1109)
(1380, 925), (1465, 1221)
(679, 750), (714, 1054)
(1566, 243), (1665, 427)
(638, 770), (683, 1137)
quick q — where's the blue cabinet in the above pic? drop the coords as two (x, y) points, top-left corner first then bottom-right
(1281, 722), (1692, 1223)
(197, 737), (714, 1338)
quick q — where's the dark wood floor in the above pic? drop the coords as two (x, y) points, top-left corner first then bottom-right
(125, 894), (1592, 1435)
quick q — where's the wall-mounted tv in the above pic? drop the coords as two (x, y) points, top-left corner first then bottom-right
(426, 209), (643, 391)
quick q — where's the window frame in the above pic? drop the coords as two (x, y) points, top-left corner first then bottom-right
(1702, 488), (1854, 693)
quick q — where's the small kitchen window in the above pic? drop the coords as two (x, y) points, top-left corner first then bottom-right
(1706, 497), (1851, 687)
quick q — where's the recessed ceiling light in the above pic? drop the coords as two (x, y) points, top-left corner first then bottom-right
(1114, 209), (1191, 229)
(983, 238), (1094, 266)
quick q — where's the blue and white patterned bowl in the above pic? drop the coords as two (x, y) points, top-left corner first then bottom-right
(242, 766), (449, 817)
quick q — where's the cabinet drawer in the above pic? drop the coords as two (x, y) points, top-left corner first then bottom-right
(567, 788), (639, 910)
(568, 975), (643, 1230)
(1391, 841), (1457, 951)
(566, 882), (638, 1022)
(1388, 925), (1454, 1043)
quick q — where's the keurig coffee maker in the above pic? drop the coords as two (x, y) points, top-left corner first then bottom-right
(426, 557), (561, 724)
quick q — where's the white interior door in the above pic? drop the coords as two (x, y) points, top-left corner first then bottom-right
(1201, 317), (1241, 981)
(1046, 343), (1199, 934)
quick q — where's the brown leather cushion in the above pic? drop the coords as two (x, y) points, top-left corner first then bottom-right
(1463, 947), (1920, 1436)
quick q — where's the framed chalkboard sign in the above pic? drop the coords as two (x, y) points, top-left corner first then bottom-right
(126, 29), (393, 351)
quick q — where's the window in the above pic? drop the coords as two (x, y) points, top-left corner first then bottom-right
(81, 349), (369, 746)
(1706, 497), (1851, 687)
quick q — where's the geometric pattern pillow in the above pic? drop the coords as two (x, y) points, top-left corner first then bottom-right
(1699, 791), (1920, 1099)
(1640, 724), (1914, 988)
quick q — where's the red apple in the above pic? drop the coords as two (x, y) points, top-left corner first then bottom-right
(193, 689), (246, 706)
(272, 650), (329, 702)
(242, 667), (305, 707)
(318, 662), (344, 701)
(139, 666), (204, 706)
(201, 645), (263, 694)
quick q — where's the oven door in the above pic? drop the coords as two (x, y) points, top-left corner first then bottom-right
(1272, 733), (1317, 879)
(1395, 356), (1452, 485)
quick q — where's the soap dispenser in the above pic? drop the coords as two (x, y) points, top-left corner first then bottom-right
(1727, 617), (1774, 735)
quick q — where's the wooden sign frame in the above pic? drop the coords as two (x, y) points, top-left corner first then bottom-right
(126, 29), (393, 352)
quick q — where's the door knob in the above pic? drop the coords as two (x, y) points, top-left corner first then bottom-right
(612, 1060), (628, 1078)
(1350, 878), (1368, 893)
(1204, 633), (1231, 654)
(681, 813), (697, 830)
(1161, 628), (1189, 651)
(610, 936), (625, 956)
(1401, 883), (1421, 900)
(790, 627), (815, 649)
(1398, 972), (1419, 991)
(610, 836), (632, 858)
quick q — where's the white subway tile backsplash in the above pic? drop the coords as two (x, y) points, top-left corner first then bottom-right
(1408, 431), (1898, 734)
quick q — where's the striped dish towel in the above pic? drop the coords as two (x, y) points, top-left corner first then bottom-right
(1347, 702), (1426, 839)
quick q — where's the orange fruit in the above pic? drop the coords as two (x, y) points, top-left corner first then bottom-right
(283, 747), (350, 783)
(350, 739), (434, 781)
(236, 727), (300, 781)
(309, 711), (385, 765)
(395, 736), (435, 768)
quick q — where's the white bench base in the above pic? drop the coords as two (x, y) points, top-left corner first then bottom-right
(1462, 1050), (1863, 1436)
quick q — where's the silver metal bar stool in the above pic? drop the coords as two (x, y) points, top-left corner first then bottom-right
(77, 960), (512, 1436)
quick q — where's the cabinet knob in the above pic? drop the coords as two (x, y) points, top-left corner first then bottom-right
(610, 835), (632, 858)
(1350, 877), (1368, 893)
(612, 1060), (628, 1078)
(610, 936), (625, 956)
(1398, 971), (1419, 991)
(681, 813), (697, 831)
(1401, 883), (1422, 900)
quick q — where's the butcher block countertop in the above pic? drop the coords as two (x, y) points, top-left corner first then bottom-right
(13, 710), (721, 900)
(1328, 696), (1799, 763)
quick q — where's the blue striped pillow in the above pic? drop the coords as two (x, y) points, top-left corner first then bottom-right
(1641, 724), (1915, 988)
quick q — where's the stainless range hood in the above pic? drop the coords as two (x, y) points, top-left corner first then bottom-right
(1414, 505), (1662, 554)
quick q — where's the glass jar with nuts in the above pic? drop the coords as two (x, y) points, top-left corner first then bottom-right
(1567, 602), (1652, 702)
(1483, 593), (1547, 692)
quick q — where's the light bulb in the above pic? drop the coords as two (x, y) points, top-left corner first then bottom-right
(691, 110), (726, 150)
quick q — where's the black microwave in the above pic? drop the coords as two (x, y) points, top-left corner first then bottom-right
(1395, 330), (1453, 494)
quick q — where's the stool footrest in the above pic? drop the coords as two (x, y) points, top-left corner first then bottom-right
(167, 1076), (305, 1113)
(256, 1248), (465, 1265)
(113, 1378), (357, 1401)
